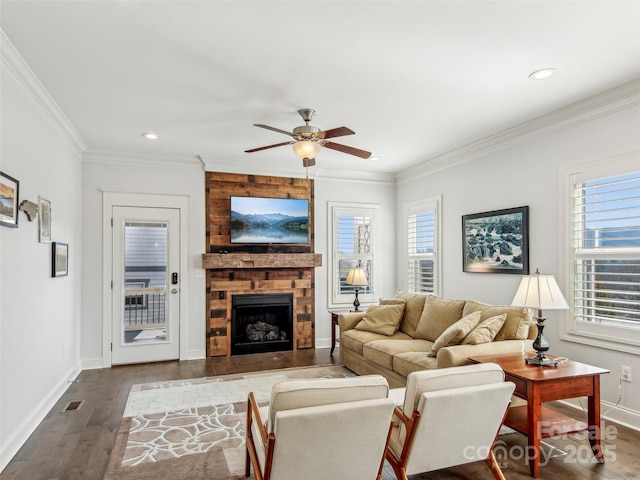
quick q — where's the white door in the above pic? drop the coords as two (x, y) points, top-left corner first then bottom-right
(111, 206), (181, 364)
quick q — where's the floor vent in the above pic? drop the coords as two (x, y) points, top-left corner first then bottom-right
(63, 400), (83, 412)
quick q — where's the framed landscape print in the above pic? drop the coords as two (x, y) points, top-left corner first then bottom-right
(52, 242), (69, 277)
(39, 197), (52, 243)
(0, 171), (19, 228)
(462, 206), (529, 274)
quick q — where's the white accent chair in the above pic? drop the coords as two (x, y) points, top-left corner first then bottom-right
(245, 375), (395, 480)
(385, 363), (515, 480)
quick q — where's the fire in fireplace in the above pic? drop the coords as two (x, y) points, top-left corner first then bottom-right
(231, 293), (294, 355)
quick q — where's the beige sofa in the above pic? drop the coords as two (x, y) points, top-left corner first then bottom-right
(339, 292), (537, 388)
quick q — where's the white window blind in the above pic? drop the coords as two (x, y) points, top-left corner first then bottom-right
(330, 203), (377, 306)
(406, 198), (439, 294)
(407, 211), (436, 293)
(572, 171), (640, 327)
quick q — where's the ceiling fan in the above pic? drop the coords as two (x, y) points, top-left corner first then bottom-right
(245, 109), (371, 167)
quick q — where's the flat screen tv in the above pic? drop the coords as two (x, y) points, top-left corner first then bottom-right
(230, 196), (309, 244)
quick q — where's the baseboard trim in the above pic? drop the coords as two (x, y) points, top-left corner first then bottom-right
(81, 356), (105, 370)
(186, 349), (206, 360)
(558, 398), (640, 432)
(0, 361), (82, 472)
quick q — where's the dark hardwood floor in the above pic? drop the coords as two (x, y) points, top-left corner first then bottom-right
(1, 348), (638, 480)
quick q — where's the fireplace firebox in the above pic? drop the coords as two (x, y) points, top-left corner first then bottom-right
(231, 293), (294, 355)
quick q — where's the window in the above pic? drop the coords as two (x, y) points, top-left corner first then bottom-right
(561, 151), (640, 353)
(329, 203), (378, 307)
(406, 197), (441, 294)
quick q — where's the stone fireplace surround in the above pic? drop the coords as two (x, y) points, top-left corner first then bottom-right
(203, 172), (321, 357)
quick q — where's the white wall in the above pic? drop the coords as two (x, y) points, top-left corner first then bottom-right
(396, 86), (640, 428)
(0, 40), (84, 468)
(313, 176), (397, 348)
(81, 156), (206, 365)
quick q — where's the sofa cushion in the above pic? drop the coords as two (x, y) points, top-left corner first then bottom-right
(461, 314), (507, 345)
(393, 352), (438, 377)
(414, 295), (466, 342)
(462, 300), (531, 341)
(342, 329), (412, 356)
(427, 311), (482, 357)
(355, 303), (405, 336)
(394, 291), (428, 337)
(363, 339), (432, 370)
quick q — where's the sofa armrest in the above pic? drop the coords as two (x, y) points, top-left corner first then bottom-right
(436, 339), (534, 369)
(338, 312), (366, 331)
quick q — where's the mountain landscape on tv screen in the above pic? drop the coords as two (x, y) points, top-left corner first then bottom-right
(230, 210), (308, 244)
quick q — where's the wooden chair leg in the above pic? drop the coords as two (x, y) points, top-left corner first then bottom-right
(485, 449), (506, 480)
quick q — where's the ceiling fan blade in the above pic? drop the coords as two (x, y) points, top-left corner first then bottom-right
(317, 126), (355, 139)
(323, 141), (372, 159)
(254, 124), (295, 137)
(245, 141), (293, 153)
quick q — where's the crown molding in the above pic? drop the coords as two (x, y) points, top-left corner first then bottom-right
(198, 156), (395, 184)
(395, 79), (640, 184)
(83, 149), (203, 170)
(1, 29), (87, 155)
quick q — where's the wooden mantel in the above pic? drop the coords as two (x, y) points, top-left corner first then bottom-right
(202, 253), (322, 269)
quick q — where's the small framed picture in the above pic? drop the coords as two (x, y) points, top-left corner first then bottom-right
(39, 197), (52, 243)
(52, 242), (69, 277)
(462, 206), (529, 274)
(0, 171), (20, 228)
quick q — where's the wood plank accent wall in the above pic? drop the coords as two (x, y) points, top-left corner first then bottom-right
(204, 172), (318, 357)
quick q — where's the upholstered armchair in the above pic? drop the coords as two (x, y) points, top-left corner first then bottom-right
(245, 375), (395, 480)
(385, 363), (515, 480)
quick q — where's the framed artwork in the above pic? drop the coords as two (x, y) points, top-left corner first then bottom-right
(0, 171), (20, 228)
(462, 206), (529, 274)
(39, 197), (52, 243)
(52, 242), (69, 277)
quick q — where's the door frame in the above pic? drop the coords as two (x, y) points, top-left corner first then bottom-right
(102, 191), (189, 367)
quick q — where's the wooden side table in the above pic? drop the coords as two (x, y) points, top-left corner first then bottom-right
(469, 352), (609, 478)
(329, 310), (350, 355)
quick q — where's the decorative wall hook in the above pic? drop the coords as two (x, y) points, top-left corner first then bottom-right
(18, 199), (38, 221)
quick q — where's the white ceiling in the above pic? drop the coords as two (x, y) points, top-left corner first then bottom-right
(2, 1), (639, 177)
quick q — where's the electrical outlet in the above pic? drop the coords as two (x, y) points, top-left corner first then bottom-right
(621, 366), (632, 382)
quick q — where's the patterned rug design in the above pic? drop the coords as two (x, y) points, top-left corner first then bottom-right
(103, 364), (354, 480)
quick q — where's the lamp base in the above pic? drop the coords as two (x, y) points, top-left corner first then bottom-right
(525, 354), (558, 367)
(352, 288), (361, 312)
(526, 316), (558, 367)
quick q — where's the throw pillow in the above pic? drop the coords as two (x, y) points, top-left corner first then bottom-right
(380, 298), (407, 306)
(461, 314), (507, 345)
(414, 295), (466, 342)
(354, 303), (405, 336)
(427, 311), (482, 357)
(394, 291), (427, 337)
(462, 300), (532, 341)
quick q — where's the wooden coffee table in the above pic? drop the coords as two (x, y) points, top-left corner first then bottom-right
(469, 352), (609, 477)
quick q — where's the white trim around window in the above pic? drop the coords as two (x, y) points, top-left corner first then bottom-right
(559, 148), (640, 355)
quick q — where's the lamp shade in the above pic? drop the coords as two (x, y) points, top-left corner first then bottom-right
(511, 270), (569, 311)
(345, 267), (368, 287)
(292, 140), (321, 159)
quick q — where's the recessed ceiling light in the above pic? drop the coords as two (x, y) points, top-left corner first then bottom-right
(529, 68), (556, 80)
(141, 132), (159, 140)
(369, 155), (380, 162)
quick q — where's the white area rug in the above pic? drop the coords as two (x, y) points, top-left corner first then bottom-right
(103, 364), (354, 480)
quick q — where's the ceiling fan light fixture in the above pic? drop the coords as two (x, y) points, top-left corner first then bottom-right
(292, 140), (321, 159)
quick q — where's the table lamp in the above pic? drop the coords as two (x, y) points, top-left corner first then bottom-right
(511, 268), (569, 367)
(345, 262), (368, 312)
